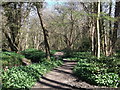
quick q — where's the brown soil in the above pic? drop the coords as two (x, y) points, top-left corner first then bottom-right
(32, 59), (107, 90)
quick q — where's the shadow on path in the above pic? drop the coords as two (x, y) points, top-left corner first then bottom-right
(32, 60), (92, 90)
(38, 76), (89, 90)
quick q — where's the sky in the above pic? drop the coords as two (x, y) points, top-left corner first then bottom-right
(44, 0), (64, 11)
(29, 0), (60, 17)
(45, 0), (57, 9)
(45, 0), (57, 6)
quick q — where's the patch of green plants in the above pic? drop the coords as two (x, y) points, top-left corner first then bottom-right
(20, 48), (45, 63)
(74, 61), (120, 87)
(73, 52), (120, 87)
(92, 73), (119, 87)
(0, 52), (25, 69)
(1, 59), (63, 89)
(63, 52), (91, 60)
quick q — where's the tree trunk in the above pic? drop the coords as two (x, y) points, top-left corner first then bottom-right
(25, 32), (29, 49)
(97, 1), (101, 59)
(3, 2), (23, 52)
(110, 1), (120, 55)
(36, 6), (51, 60)
(69, 10), (74, 50)
(3, 30), (18, 51)
(91, 23), (95, 55)
(112, 1), (120, 52)
(104, 28), (109, 56)
(108, 2), (112, 56)
(91, 3), (96, 55)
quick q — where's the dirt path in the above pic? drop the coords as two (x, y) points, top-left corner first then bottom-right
(32, 59), (103, 90)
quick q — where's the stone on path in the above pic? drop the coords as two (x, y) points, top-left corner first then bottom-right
(53, 52), (64, 59)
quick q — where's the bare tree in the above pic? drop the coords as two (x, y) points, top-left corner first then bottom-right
(35, 3), (51, 59)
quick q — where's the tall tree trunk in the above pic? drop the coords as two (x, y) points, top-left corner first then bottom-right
(69, 10), (74, 50)
(91, 21), (96, 55)
(100, 3), (109, 56)
(112, 1), (120, 53)
(97, 1), (101, 59)
(110, 1), (120, 55)
(100, 18), (105, 55)
(36, 6), (51, 60)
(104, 28), (109, 56)
(92, 2), (97, 56)
(108, 2), (112, 56)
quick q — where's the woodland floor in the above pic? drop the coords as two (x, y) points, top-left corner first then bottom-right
(32, 59), (107, 90)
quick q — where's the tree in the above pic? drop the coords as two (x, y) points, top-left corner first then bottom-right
(96, 1), (101, 59)
(51, 2), (87, 51)
(111, 1), (120, 55)
(35, 3), (51, 59)
(2, 2), (23, 51)
(2, 2), (30, 52)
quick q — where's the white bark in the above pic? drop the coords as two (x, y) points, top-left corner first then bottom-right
(97, 1), (101, 59)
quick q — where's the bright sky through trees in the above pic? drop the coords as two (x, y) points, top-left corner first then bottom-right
(45, 0), (64, 9)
